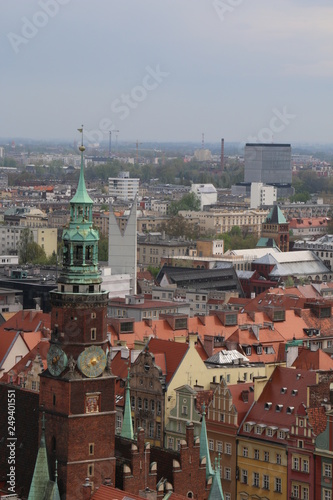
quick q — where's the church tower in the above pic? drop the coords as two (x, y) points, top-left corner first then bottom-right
(259, 205), (289, 252)
(39, 128), (116, 499)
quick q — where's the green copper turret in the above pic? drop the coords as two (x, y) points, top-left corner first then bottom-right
(59, 127), (101, 287)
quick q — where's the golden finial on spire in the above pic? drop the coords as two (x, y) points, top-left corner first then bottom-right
(78, 125), (85, 152)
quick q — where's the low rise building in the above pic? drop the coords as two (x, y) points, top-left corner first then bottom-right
(289, 216), (329, 238)
(179, 208), (269, 236)
(137, 232), (192, 268)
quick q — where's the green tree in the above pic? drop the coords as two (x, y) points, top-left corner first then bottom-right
(19, 228), (48, 264)
(147, 265), (160, 278)
(18, 228), (34, 263)
(169, 192), (201, 216)
(98, 235), (109, 261)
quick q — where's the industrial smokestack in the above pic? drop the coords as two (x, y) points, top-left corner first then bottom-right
(221, 138), (224, 171)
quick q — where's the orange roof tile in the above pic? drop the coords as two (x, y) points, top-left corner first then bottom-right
(240, 367), (317, 436)
(292, 348), (333, 371)
(1, 338), (50, 383)
(148, 338), (188, 384)
(91, 485), (144, 500)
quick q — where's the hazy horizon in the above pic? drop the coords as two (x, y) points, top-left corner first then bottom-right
(2, 0), (332, 144)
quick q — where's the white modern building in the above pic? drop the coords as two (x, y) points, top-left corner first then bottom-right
(190, 183), (217, 210)
(108, 171), (139, 201)
(250, 182), (277, 208)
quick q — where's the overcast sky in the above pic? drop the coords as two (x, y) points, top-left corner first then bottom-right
(1, 0), (332, 144)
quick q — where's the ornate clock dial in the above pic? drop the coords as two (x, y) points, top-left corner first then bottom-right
(47, 344), (68, 377)
(77, 346), (106, 378)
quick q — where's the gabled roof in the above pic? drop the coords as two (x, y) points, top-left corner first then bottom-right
(147, 338), (188, 385)
(228, 383), (254, 424)
(292, 348), (333, 371)
(240, 366), (317, 437)
(1, 338), (49, 383)
(0, 310), (51, 333)
(206, 349), (249, 365)
(0, 331), (28, 369)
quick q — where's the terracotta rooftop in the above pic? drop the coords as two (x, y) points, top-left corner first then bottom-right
(1, 338), (50, 384)
(292, 347), (333, 371)
(147, 338), (188, 385)
(228, 382), (255, 424)
(240, 366), (317, 439)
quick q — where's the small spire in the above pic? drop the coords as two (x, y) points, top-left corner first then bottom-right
(200, 402), (213, 479)
(120, 367), (134, 440)
(55, 459), (58, 483)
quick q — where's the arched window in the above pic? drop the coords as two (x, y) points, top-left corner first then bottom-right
(187, 492), (193, 498)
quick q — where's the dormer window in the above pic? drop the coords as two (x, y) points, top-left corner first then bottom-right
(257, 346), (262, 355)
(286, 406), (294, 414)
(265, 402), (272, 410)
(276, 404), (283, 412)
(292, 389), (298, 396)
(281, 387), (287, 394)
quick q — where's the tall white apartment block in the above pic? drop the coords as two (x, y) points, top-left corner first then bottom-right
(250, 182), (277, 209)
(108, 171), (139, 201)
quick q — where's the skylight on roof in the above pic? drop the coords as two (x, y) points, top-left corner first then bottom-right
(25, 360), (31, 367)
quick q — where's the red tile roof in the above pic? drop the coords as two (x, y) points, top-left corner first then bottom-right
(1, 310), (51, 333)
(1, 338), (50, 383)
(240, 366), (317, 438)
(0, 331), (22, 369)
(91, 485), (144, 500)
(228, 382), (255, 423)
(292, 347), (333, 371)
(147, 338), (188, 384)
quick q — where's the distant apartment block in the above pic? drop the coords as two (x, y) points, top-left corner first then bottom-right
(108, 171), (139, 201)
(0, 226), (57, 257)
(190, 183), (217, 210)
(250, 182), (277, 209)
(244, 143), (292, 185)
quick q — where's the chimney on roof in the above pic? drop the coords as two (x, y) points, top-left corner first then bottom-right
(81, 478), (92, 500)
(204, 335), (214, 357)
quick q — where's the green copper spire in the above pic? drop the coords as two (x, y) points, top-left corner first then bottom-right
(70, 126), (93, 205)
(58, 126), (102, 287)
(208, 456), (224, 500)
(121, 368), (134, 440)
(200, 403), (213, 480)
(28, 413), (50, 500)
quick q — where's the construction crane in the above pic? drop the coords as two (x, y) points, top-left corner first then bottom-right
(109, 129), (119, 158)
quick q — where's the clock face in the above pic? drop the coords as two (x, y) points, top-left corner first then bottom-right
(47, 344), (68, 377)
(77, 346), (106, 378)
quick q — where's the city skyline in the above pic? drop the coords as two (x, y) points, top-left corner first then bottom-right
(2, 0), (332, 143)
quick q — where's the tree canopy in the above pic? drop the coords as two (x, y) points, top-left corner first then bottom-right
(169, 192), (201, 216)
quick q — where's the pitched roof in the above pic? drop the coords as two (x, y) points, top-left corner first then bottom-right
(1, 338), (49, 383)
(292, 348), (333, 371)
(0, 310), (51, 333)
(265, 205), (287, 224)
(91, 485), (145, 500)
(147, 338), (188, 385)
(0, 331), (23, 369)
(228, 383), (254, 424)
(240, 366), (317, 437)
